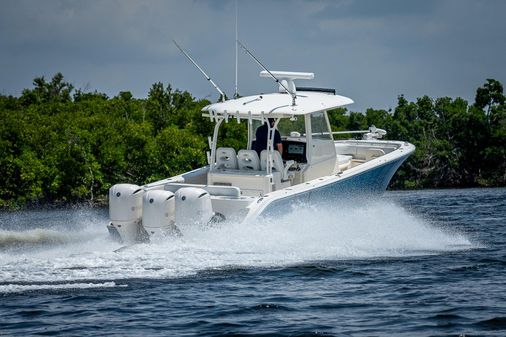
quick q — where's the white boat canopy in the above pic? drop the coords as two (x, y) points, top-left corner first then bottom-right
(202, 91), (353, 119)
(202, 71), (353, 119)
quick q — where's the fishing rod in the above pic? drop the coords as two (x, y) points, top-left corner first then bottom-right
(236, 40), (297, 106)
(173, 40), (227, 102)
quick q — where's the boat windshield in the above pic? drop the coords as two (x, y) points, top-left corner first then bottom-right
(278, 117), (305, 137)
(251, 117), (305, 139)
(310, 111), (332, 140)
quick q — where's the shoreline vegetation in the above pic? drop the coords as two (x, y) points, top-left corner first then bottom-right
(1, 73), (505, 209)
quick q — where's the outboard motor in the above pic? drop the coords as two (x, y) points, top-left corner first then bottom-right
(142, 190), (177, 238)
(175, 187), (214, 227)
(108, 184), (144, 243)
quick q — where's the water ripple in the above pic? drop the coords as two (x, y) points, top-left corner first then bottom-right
(0, 188), (505, 336)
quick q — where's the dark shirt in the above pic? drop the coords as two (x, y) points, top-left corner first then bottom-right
(253, 122), (282, 156)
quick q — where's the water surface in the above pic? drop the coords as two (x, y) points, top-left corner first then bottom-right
(1, 188), (505, 336)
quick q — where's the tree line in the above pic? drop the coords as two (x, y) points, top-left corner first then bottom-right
(0, 73), (504, 208)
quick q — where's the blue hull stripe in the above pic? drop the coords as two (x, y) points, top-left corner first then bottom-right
(259, 154), (409, 218)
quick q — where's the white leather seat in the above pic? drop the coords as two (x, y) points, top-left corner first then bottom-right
(238, 150), (260, 171)
(215, 147), (238, 169)
(260, 150), (282, 172)
(260, 150), (295, 181)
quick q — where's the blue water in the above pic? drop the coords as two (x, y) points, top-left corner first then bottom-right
(1, 188), (505, 336)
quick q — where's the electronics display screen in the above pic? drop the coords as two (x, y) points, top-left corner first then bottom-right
(288, 143), (305, 155)
(282, 141), (307, 163)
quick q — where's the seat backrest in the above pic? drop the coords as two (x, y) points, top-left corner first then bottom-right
(238, 150), (260, 171)
(260, 150), (284, 173)
(216, 147), (238, 169)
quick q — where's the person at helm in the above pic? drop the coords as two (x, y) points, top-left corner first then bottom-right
(253, 118), (283, 156)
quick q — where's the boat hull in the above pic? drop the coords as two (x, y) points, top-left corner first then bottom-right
(253, 153), (410, 219)
(108, 140), (414, 241)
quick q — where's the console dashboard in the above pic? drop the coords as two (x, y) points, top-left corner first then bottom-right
(282, 140), (307, 163)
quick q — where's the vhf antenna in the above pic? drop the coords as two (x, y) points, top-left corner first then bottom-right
(234, 0), (239, 99)
(173, 40), (227, 102)
(237, 40), (296, 106)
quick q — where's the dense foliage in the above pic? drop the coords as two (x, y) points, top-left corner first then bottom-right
(1, 74), (505, 208)
(329, 79), (506, 189)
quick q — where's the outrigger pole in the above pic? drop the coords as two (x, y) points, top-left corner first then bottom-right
(173, 40), (227, 102)
(237, 40), (297, 106)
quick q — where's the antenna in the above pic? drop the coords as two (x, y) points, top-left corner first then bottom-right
(234, 0), (239, 99)
(237, 40), (297, 106)
(173, 40), (227, 102)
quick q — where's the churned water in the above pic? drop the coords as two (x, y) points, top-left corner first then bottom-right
(0, 188), (505, 336)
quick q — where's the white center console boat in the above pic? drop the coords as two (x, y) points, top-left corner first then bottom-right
(107, 71), (415, 243)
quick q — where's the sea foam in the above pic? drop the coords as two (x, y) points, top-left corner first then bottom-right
(0, 200), (474, 290)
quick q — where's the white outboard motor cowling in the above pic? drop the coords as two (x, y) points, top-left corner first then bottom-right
(175, 187), (214, 227)
(142, 190), (176, 238)
(109, 184), (144, 243)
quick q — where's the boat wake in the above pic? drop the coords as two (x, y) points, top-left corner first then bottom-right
(0, 200), (475, 292)
(0, 228), (78, 249)
(0, 281), (122, 294)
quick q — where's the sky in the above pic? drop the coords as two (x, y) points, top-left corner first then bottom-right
(1, 0), (505, 112)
